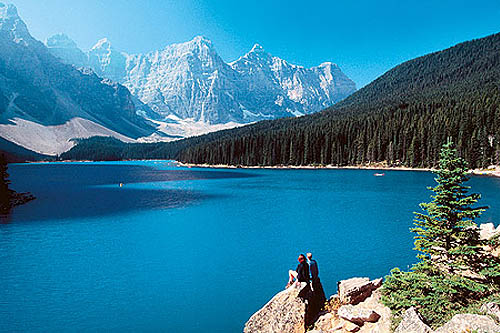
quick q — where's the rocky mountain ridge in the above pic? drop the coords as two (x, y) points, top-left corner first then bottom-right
(0, 3), (156, 155)
(46, 34), (356, 124)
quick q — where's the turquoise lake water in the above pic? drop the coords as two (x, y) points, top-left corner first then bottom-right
(1, 161), (500, 332)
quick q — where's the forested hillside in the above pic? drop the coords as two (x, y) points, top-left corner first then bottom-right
(63, 32), (500, 168)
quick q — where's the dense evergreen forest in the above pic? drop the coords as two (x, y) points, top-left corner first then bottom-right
(62, 32), (500, 169)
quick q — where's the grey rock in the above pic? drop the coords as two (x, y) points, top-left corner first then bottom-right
(338, 304), (381, 326)
(243, 283), (308, 333)
(435, 313), (500, 333)
(479, 223), (500, 240)
(395, 307), (433, 333)
(338, 277), (382, 305)
(344, 321), (361, 332)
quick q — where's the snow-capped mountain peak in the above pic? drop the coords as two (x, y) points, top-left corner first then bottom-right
(46, 33), (88, 67)
(0, 2), (18, 19)
(46, 33), (78, 49)
(250, 43), (265, 53)
(91, 37), (112, 51)
(46, 33), (357, 125)
(0, 2), (32, 43)
(189, 35), (212, 46)
(87, 37), (127, 82)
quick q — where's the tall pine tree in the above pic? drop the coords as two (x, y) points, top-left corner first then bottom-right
(412, 139), (487, 276)
(382, 140), (500, 328)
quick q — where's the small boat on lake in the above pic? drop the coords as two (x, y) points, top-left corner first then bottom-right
(374, 173), (385, 177)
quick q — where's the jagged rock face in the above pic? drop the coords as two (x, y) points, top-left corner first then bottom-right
(88, 38), (127, 83)
(46, 33), (88, 68)
(0, 3), (156, 154)
(338, 277), (382, 305)
(434, 313), (500, 333)
(312, 288), (391, 333)
(47, 35), (357, 124)
(124, 37), (247, 123)
(243, 283), (308, 333)
(230, 44), (356, 119)
(394, 307), (433, 333)
(0, 3), (30, 44)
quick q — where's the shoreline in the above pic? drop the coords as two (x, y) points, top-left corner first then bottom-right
(22, 160), (500, 178)
(178, 162), (500, 178)
(179, 162), (434, 172)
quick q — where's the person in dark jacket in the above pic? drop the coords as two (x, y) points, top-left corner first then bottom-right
(286, 254), (310, 288)
(307, 252), (326, 306)
(307, 252), (319, 282)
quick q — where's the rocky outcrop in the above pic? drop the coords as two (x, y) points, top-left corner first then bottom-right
(479, 223), (500, 241)
(394, 307), (433, 333)
(337, 305), (381, 326)
(338, 277), (383, 305)
(395, 307), (500, 333)
(243, 283), (309, 333)
(245, 273), (500, 333)
(434, 313), (500, 333)
(311, 278), (391, 333)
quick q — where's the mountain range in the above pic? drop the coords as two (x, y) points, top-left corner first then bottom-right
(62, 31), (500, 170)
(0, 3), (157, 155)
(47, 34), (356, 125)
(0, 2), (356, 156)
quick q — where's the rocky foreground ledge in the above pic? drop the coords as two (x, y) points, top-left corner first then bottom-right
(244, 223), (500, 333)
(244, 276), (500, 333)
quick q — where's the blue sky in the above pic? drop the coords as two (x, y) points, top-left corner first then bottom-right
(9, 0), (500, 88)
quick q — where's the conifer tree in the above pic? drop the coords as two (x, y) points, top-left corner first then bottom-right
(412, 139), (487, 276)
(382, 140), (500, 327)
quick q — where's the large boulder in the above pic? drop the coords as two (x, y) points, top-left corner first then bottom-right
(244, 283), (310, 333)
(313, 312), (335, 331)
(435, 313), (500, 333)
(337, 305), (381, 326)
(479, 223), (500, 240)
(313, 289), (390, 333)
(394, 307), (433, 333)
(355, 290), (391, 333)
(338, 277), (383, 305)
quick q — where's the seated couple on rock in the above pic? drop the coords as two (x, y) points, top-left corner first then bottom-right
(286, 253), (326, 299)
(286, 253), (327, 326)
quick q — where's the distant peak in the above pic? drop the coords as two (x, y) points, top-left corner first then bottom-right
(0, 2), (19, 19)
(46, 33), (78, 49)
(318, 61), (338, 68)
(190, 35), (213, 46)
(0, 2), (32, 42)
(250, 43), (265, 52)
(92, 38), (112, 50)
